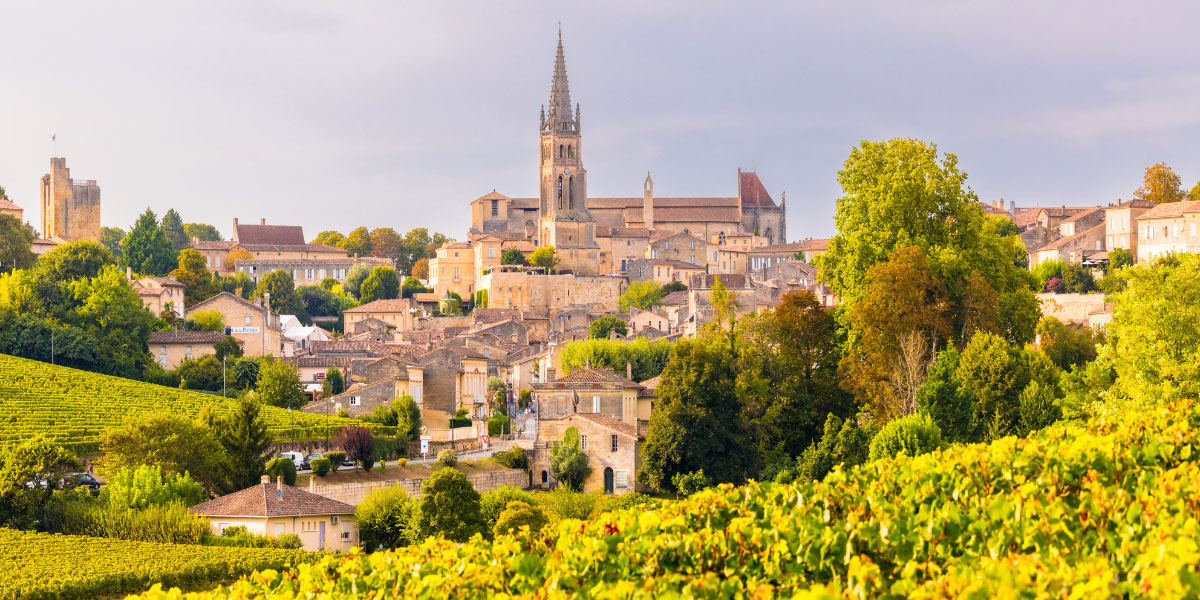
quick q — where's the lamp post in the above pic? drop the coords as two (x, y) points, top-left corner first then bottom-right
(262, 292), (270, 357)
(222, 357), (227, 398)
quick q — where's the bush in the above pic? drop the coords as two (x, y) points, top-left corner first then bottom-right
(602, 492), (660, 513)
(416, 468), (486, 542)
(487, 415), (510, 436)
(868, 413), (944, 461)
(480, 486), (538, 530)
(437, 449), (458, 467)
(794, 414), (871, 484)
(356, 486), (417, 550)
(671, 470), (711, 497)
(448, 416), (472, 429)
(324, 451), (346, 473)
(333, 426), (375, 470)
(264, 457), (297, 486)
(99, 465), (206, 510)
(218, 525), (303, 549)
(310, 457), (331, 477)
(493, 501), (550, 538)
(535, 488), (601, 522)
(50, 499), (209, 544)
(492, 447), (529, 470)
(396, 458), (408, 467)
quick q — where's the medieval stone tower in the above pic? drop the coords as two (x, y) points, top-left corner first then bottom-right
(40, 157), (100, 241)
(537, 31), (599, 276)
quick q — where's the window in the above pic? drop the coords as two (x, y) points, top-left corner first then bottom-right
(690, 240), (696, 249)
(593, 396), (600, 413)
(542, 471), (548, 483)
(453, 267), (459, 279)
(491, 199), (499, 217)
(205, 255), (211, 267)
(340, 531), (352, 540)
(159, 354), (166, 368)
(620, 259), (626, 272)
(245, 315), (252, 325)
(615, 470), (629, 489)
(611, 434), (618, 452)
(580, 435), (588, 451)
(216, 256), (221, 268)
(664, 241), (670, 250)
(350, 397), (361, 406)
(652, 250), (659, 259)
(488, 246), (495, 258)
(306, 269), (315, 280)
(1174, 225), (1180, 238)
(185, 346), (193, 360)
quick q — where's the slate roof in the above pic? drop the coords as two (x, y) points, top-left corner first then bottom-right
(191, 482), (355, 517)
(149, 330), (227, 345)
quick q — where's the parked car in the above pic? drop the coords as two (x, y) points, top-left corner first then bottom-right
(278, 451), (304, 466)
(300, 453), (323, 471)
(59, 473), (101, 492)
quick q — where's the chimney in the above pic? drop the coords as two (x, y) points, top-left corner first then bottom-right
(309, 475), (316, 493)
(260, 474), (270, 484)
(547, 367), (557, 381)
(260, 218), (266, 225)
(626, 361), (632, 380)
(126, 266), (132, 280)
(276, 476), (283, 492)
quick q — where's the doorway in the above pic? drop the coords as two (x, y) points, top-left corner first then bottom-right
(603, 467), (614, 495)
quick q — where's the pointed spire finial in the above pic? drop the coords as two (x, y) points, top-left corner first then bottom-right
(546, 28), (575, 135)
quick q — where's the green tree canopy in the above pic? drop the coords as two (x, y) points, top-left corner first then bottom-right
(217, 396), (273, 491)
(416, 468), (486, 542)
(559, 337), (673, 382)
(183, 223), (223, 242)
(529, 246), (559, 272)
(618, 281), (666, 312)
(120, 208), (178, 277)
(0, 436), (79, 528)
(343, 263), (373, 299)
(589, 315), (627, 339)
(368, 228), (402, 260)
(0, 214), (35, 275)
(253, 270), (305, 318)
(312, 230), (346, 248)
(96, 411), (229, 495)
(500, 247), (526, 266)
(1133, 162), (1186, 204)
(170, 248), (218, 306)
(256, 359), (306, 409)
(549, 427), (591, 492)
(359, 265), (400, 303)
(99, 226), (126, 258)
(342, 227), (372, 257)
(356, 486), (417, 550)
(160, 209), (190, 251)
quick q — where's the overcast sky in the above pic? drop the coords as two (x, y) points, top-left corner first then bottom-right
(2, 1), (1199, 242)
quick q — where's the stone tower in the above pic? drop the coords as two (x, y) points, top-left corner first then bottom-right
(643, 172), (654, 232)
(40, 157), (100, 242)
(537, 30), (599, 275)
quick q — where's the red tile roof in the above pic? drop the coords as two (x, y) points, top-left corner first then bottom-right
(1138, 200), (1200, 220)
(573, 413), (638, 438)
(739, 171), (777, 208)
(343, 299), (413, 314)
(191, 482), (355, 517)
(149, 330), (227, 345)
(234, 223), (306, 246)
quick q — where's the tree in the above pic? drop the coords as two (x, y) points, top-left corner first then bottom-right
(359, 266), (401, 303)
(1060, 263), (1096, 293)
(189, 309), (225, 332)
(99, 226), (126, 258)
(394, 394), (422, 442)
(368, 228), (402, 260)
(100, 465), (206, 510)
(96, 412), (229, 495)
(160, 209), (190, 251)
(264, 457), (297, 486)
(867, 413), (943, 461)
(322, 367), (345, 398)
(356, 486), (417, 549)
(342, 227), (372, 257)
(0, 214), (35, 274)
(67, 265), (158, 379)
(487, 377), (508, 415)
(1036, 316), (1097, 371)
(178, 355), (224, 391)
(218, 270), (254, 299)
(183, 223), (223, 242)
(120, 208), (177, 276)
(226, 248), (254, 267)
(0, 436), (79, 528)
(493, 500), (549, 538)
(618, 281), (666, 312)
(343, 263), (373, 299)
(671, 469), (712, 497)
(589, 315), (627, 339)
(411, 257), (429, 280)
(213, 335), (243, 362)
(253, 270), (305, 318)
(312, 230), (345, 248)
(1191, 180), (1200, 201)
(529, 246), (559, 273)
(298, 285), (337, 323)
(256, 360), (306, 409)
(397, 228), (443, 275)
(1133, 162), (1186, 204)
(638, 337), (754, 492)
(416, 468), (486, 542)
(914, 347), (973, 442)
(558, 338), (673, 382)
(549, 427), (591, 491)
(34, 240), (115, 310)
(334, 427), (375, 470)
(231, 358), (261, 391)
(401, 276), (429, 299)
(794, 414), (870, 484)
(500, 247), (526, 266)
(170, 249), (218, 306)
(956, 331), (1026, 440)
(218, 396), (274, 491)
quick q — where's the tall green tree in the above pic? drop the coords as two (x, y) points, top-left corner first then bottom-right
(34, 240), (115, 311)
(618, 281), (666, 312)
(500, 247), (526, 266)
(160, 209), (190, 251)
(67, 265), (157, 379)
(638, 337), (754, 492)
(342, 227), (372, 257)
(218, 396), (273, 490)
(589, 315), (627, 339)
(170, 249), (218, 306)
(0, 436), (79, 528)
(396, 228), (445, 275)
(253, 270), (305, 318)
(120, 209), (177, 276)
(256, 360), (306, 409)
(0, 214), (35, 274)
(914, 346), (973, 442)
(321, 367), (344, 398)
(359, 265), (400, 303)
(312, 230), (345, 248)
(183, 223), (223, 242)
(343, 263), (372, 299)
(549, 427), (591, 491)
(99, 226), (126, 258)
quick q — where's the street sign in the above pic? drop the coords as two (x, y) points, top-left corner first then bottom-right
(420, 434), (432, 441)
(481, 435), (490, 444)
(420, 440), (429, 455)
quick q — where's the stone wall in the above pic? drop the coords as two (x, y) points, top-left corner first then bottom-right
(307, 468), (528, 506)
(1037, 292), (1108, 325)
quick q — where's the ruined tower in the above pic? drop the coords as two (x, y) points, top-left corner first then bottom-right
(40, 157), (100, 241)
(537, 30), (599, 275)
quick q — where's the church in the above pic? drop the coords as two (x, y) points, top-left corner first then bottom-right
(465, 32), (787, 276)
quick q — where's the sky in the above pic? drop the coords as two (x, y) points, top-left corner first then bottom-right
(2, 1), (1199, 242)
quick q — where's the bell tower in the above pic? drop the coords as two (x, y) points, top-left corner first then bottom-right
(536, 30), (598, 274)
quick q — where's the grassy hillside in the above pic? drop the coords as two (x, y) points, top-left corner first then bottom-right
(0, 528), (315, 600)
(134, 401), (1200, 598)
(0, 353), (376, 452)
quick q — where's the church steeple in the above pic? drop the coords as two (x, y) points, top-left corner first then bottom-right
(545, 29), (578, 134)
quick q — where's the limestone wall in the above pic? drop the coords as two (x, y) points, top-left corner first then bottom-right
(1037, 292), (1108, 325)
(307, 468), (528, 506)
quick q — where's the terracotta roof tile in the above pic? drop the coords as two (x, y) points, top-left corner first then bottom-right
(343, 299), (413, 313)
(555, 367), (642, 388)
(660, 291), (690, 305)
(574, 413), (638, 438)
(0, 199), (23, 211)
(149, 330), (227, 344)
(1138, 200), (1200, 220)
(192, 240), (234, 251)
(191, 482), (355, 517)
(235, 223), (306, 246)
(739, 171), (777, 208)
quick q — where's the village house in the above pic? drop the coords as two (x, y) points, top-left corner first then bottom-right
(645, 231), (711, 269)
(533, 412), (641, 495)
(1136, 200), (1200, 262)
(428, 241), (476, 300)
(149, 330), (229, 370)
(343, 299), (420, 333)
(1031, 222), (1107, 267)
(475, 271), (624, 313)
(625, 258), (705, 285)
(127, 269), (187, 320)
(190, 476), (358, 552)
(0, 198), (23, 221)
(235, 256), (392, 286)
(190, 218), (348, 275)
(1104, 199), (1154, 258)
(188, 292), (283, 357)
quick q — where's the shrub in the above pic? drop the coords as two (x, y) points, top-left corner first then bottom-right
(437, 449), (458, 467)
(493, 501), (549, 538)
(51, 500), (209, 544)
(100, 465), (205, 510)
(324, 451), (346, 473)
(334, 426), (375, 470)
(536, 488), (601, 521)
(671, 469), (711, 497)
(487, 415), (510, 436)
(416, 469), (486, 542)
(868, 413), (944, 461)
(356, 486), (417, 550)
(480, 486), (538, 530)
(264, 457), (297, 486)
(602, 492), (660, 513)
(396, 458), (408, 467)
(794, 414), (871, 484)
(492, 447), (529, 470)
(310, 457), (331, 477)
(218, 525), (303, 549)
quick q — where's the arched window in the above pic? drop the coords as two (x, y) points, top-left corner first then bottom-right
(559, 144), (564, 158)
(568, 145), (574, 159)
(557, 176), (563, 209)
(541, 470), (548, 484)
(568, 176), (574, 210)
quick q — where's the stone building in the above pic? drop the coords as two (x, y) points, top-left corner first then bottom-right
(533, 412), (640, 495)
(1104, 199), (1155, 258)
(463, 33), (788, 279)
(127, 270), (187, 320)
(150, 330), (228, 370)
(343, 299), (420, 334)
(190, 477), (358, 552)
(40, 157), (100, 242)
(1136, 199), (1200, 263)
(0, 198), (23, 222)
(476, 271), (624, 313)
(191, 218), (347, 275)
(188, 292), (283, 357)
(531, 367), (643, 423)
(625, 258), (705, 285)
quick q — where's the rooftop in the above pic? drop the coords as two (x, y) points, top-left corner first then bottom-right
(1138, 200), (1200, 220)
(191, 481), (355, 517)
(149, 330), (227, 345)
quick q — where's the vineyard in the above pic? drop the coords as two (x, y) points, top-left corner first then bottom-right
(0, 529), (315, 600)
(0, 353), (393, 453)
(129, 400), (1200, 598)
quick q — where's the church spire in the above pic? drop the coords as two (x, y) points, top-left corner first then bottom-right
(546, 29), (577, 135)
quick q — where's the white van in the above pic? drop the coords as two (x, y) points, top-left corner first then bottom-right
(278, 451), (304, 466)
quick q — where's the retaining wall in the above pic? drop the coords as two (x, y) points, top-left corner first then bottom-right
(307, 468), (528, 506)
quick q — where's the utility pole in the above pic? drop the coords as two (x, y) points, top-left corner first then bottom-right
(262, 292), (270, 357)
(50, 332), (55, 365)
(222, 357), (227, 398)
